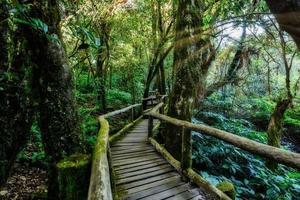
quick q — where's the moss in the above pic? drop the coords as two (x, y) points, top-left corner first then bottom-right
(217, 181), (236, 199)
(93, 117), (109, 160)
(57, 154), (90, 169)
(57, 153), (91, 200)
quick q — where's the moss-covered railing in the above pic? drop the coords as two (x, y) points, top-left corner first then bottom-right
(145, 102), (300, 200)
(88, 103), (143, 200)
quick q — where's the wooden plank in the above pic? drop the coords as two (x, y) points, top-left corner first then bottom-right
(113, 155), (161, 166)
(124, 176), (181, 195)
(189, 195), (206, 200)
(124, 177), (185, 200)
(165, 188), (201, 200)
(127, 131), (147, 134)
(118, 172), (179, 190)
(142, 184), (191, 200)
(113, 158), (163, 170)
(121, 135), (147, 138)
(112, 150), (156, 159)
(112, 148), (151, 154)
(117, 164), (171, 179)
(121, 134), (147, 137)
(120, 138), (146, 140)
(119, 138), (146, 140)
(112, 149), (154, 156)
(113, 156), (162, 167)
(116, 141), (149, 145)
(111, 145), (149, 149)
(116, 141), (147, 144)
(111, 144), (149, 148)
(116, 166), (174, 185)
(115, 160), (167, 175)
(113, 141), (149, 146)
(112, 149), (155, 158)
(112, 152), (157, 161)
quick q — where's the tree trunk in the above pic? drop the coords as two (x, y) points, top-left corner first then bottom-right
(165, 0), (203, 160)
(96, 46), (107, 112)
(0, 2), (33, 185)
(0, 1), (8, 72)
(266, 98), (291, 170)
(266, 0), (300, 49)
(204, 23), (247, 98)
(159, 61), (166, 95)
(96, 22), (111, 112)
(20, 1), (85, 198)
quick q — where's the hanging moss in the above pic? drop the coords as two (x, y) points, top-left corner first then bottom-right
(57, 154), (91, 200)
(217, 181), (236, 199)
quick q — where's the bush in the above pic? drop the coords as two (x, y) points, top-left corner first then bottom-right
(192, 112), (300, 200)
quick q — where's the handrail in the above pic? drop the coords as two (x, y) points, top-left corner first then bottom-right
(144, 100), (300, 199)
(142, 96), (156, 101)
(101, 103), (141, 118)
(145, 104), (231, 200)
(88, 117), (112, 200)
(88, 104), (142, 200)
(146, 110), (300, 171)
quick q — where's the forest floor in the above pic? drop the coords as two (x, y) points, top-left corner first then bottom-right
(0, 163), (47, 200)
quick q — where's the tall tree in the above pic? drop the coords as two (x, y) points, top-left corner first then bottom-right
(18, 1), (85, 198)
(165, 0), (206, 160)
(0, 1), (33, 185)
(205, 23), (248, 98)
(266, 27), (295, 170)
(142, 0), (173, 109)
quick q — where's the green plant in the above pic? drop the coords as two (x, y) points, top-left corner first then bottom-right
(193, 112), (300, 200)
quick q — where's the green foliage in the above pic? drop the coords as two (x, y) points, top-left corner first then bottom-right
(192, 113), (300, 200)
(17, 123), (47, 166)
(250, 97), (274, 119)
(107, 89), (132, 107)
(284, 105), (300, 126)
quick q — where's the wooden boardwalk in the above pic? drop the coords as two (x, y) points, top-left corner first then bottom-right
(111, 119), (210, 200)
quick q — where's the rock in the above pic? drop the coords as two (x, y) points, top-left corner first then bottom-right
(0, 190), (8, 196)
(217, 181), (236, 199)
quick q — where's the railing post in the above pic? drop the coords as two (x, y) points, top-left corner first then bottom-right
(181, 127), (192, 171)
(148, 115), (153, 138)
(131, 107), (134, 122)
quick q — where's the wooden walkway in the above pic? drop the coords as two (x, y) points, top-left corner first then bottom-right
(111, 119), (210, 200)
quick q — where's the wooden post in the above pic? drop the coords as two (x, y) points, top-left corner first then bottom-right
(57, 154), (91, 200)
(130, 107), (134, 122)
(107, 145), (117, 199)
(181, 127), (192, 171)
(148, 116), (153, 138)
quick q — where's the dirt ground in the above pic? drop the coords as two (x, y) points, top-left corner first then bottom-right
(0, 163), (47, 200)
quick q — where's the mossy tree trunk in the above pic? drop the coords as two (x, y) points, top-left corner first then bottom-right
(0, 1), (33, 185)
(57, 154), (91, 200)
(19, 1), (85, 198)
(96, 22), (111, 112)
(266, 26), (295, 170)
(266, 98), (292, 170)
(165, 0), (207, 160)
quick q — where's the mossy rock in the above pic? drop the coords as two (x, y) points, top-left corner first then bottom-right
(217, 181), (236, 199)
(57, 154), (91, 200)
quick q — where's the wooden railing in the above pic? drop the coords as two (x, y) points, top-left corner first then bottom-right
(145, 101), (300, 199)
(88, 103), (142, 200)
